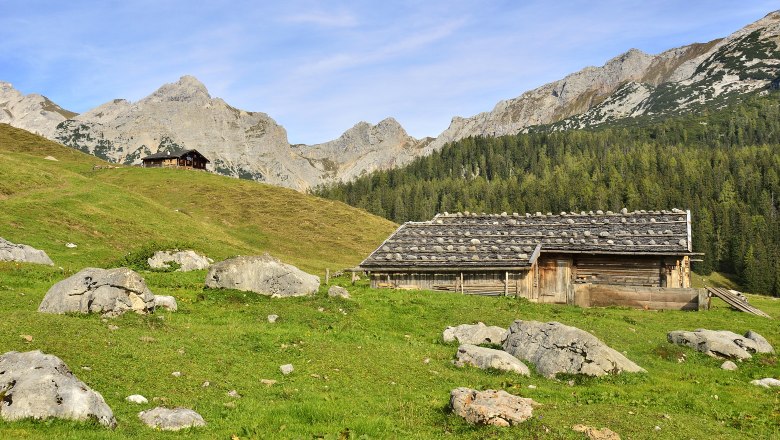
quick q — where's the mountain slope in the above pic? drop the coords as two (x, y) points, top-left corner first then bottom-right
(0, 123), (396, 271)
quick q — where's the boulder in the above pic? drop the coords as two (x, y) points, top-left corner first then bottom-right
(450, 387), (538, 427)
(503, 320), (645, 378)
(38, 267), (156, 316)
(138, 407), (205, 431)
(154, 295), (178, 311)
(0, 350), (116, 428)
(744, 331), (774, 353)
(0, 237), (53, 265)
(721, 361), (738, 371)
(205, 254), (319, 297)
(443, 322), (507, 345)
(147, 250), (210, 272)
(328, 285), (351, 299)
(455, 344), (530, 376)
(750, 378), (780, 388)
(667, 329), (773, 360)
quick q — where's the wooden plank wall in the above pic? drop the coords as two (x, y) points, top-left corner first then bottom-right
(573, 255), (663, 286)
(575, 284), (704, 310)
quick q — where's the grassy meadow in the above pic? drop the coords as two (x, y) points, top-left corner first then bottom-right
(1, 124), (778, 439)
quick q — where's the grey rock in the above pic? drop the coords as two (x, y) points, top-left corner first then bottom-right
(38, 267), (155, 316)
(750, 378), (780, 388)
(126, 394), (148, 404)
(744, 330), (774, 353)
(455, 344), (530, 376)
(327, 285), (350, 299)
(280, 364), (294, 375)
(138, 407), (205, 431)
(503, 320), (645, 378)
(148, 250), (211, 272)
(0, 350), (116, 428)
(450, 387), (538, 427)
(0, 237), (54, 265)
(153, 295), (178, 311)
(442, 322), (507, 345)
(205, 254), (319, 297)
(721, 361), (738, 371)
(267, 314), (279, 323)
(667, 329), (771, 360)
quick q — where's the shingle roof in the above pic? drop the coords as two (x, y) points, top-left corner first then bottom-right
(141, 149), (210, 162)
(360, 209), (692, 270)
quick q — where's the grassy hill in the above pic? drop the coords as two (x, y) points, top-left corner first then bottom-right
(0, 123), (396, 272)
(0, 124), (778, 439)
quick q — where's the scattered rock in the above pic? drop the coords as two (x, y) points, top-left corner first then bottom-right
(171, 371), (182, 377)
(19, 334), (33, 342)
(455, 344), (530, 376)
(280, 364), (294, 375)
(43, 155), (58, 161)
(750, 378), (780, 388)
(327, 285), (350, 299)
(744, 331), (774, 353)
(65, 243), (77, 248)
(443, 322), (507, 345)
(126, 395), (149, 404)
(503, 320), (646, 378)
(260, 379), (277, 386)
(572, 424), (621, 440)
(153, 295), (178, 311)
(267, 314), (279, 323)
(227, 390), (241, 398)
(38, 267), (155, 317)
(138, 407), (205, 431)
(205, 254), (320, 297)
(139, 336), (156, 343)
(0, 350), (116, 428)
(201, 381), (210, 387)
(108, 325), (119, 331)
(450, 387), (538, 427)
(0, 237), (54, 265)
(148, 250), (211, 272)
(667, 329), (773, 360)
(721, 360), (739, 371)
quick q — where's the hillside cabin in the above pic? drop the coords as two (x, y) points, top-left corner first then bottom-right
(141, 149), (210, 170)
(360, 209), (706, 311)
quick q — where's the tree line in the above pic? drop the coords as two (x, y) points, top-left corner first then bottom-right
(315, 93), (780, 296)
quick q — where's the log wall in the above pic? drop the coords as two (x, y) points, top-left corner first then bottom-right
(575, 284), (706, 310)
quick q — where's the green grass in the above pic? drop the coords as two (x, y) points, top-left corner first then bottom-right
(1, 124), (779, 439)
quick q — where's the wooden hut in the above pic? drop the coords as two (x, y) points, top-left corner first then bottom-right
(360, 209), (705, 310)
(141, 149), (210, 170)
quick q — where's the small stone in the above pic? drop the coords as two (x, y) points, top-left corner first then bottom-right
(527, 385), (537, 389)
(654, 426), (661, 431)
(139, 336), (156, 343)
(721, 360), (738, 371)
(227, 390), (241, 398)
(20, 335), (32, 342)
(751, 378), (780, 388)
(280, 364), (294, 375)
(126, 394), (148, 404)
(138, 407), (205, 431)
(317, 307), (325, 312)
(65, 243), (77, 248)
(81, 366), (92, 371)
(201, 381), (210, 387)
(261, 379), (277, 386)
(108, 325), (119, 331)
(267, 314), (279, 323)
(171, 371), (182, 377)
(423, 358), (431, 364)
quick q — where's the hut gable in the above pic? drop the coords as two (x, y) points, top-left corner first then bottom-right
(360, 209), (691, 270)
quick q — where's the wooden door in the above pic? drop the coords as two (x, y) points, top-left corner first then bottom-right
(538, 259), (572, 304)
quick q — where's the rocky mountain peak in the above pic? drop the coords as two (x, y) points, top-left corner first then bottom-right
(144, 75), (211, 104)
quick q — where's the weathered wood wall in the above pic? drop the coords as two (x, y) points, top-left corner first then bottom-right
(575, 284), (706, 310)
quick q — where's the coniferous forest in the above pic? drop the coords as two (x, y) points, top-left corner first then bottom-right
(316, 92), (780, 296)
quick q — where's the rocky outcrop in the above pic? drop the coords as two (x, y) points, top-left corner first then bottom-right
(0, 82), (75, 139)
(667, 329), (774, 360)
(503, 320), (645, 378)
(138, 407), (205, 431)
(455, 344), (530, 375)
(147, 250), (211, 271)
(450, 388), (538, 427)
(0, 237), (54, 265)
(38, 267), (156, 316)
(205, 254), (319, 297)
(442, 322), (507, 345)
(0, 350), (116, 428)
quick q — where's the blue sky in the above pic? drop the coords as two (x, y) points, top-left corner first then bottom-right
(1, 1), (777, 144)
